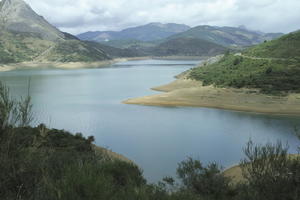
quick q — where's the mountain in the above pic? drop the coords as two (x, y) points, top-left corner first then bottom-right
(78, 24), (283, 57)
(0, 0), (113, 64)
(0, 0), (65, 41)
(83, 41), (146, 58)
(77, 23), (191, 42)
(189, 31), (300, 94)
(168, 25), (284, 47)
(146, 38), (227, 57)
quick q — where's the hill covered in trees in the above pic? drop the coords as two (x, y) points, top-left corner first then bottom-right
(189, 31), (300, 94)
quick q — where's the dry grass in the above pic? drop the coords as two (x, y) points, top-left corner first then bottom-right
(93, 145), (133, 164)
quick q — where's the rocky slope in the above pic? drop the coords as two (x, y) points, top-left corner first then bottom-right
(0, 0), (116, 64)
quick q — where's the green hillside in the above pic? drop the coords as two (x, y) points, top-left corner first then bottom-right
(149, 38), (227, 56)
(244, 31), (300, 59)
(45, 40), (109, 62)
(0, 31), (52, 63)
(189, 31), (300, 94)
(0, 31), (110, 63)
(99, 39), (158, 49)
(84, 41), (144, 58)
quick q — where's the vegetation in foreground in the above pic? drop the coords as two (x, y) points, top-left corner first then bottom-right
(0, 82), (300, 200)
(189, 31), (300, 94)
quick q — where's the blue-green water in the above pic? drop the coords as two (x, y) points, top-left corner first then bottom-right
(1, 59), (300, 182)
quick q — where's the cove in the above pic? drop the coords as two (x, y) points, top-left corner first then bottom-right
(0, 59), (299, 182)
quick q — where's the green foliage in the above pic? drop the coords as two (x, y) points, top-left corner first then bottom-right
(239, 141), (300, 200)
(151, 38), (227, 57)
(0, 31), (110, 64)
(245, 31), (300, 59)
(189, 54), (300, 94)
(0, 82), (33, 129)
(177, 158), (233, 200)
(0, 31), (36, 64)
(189, 31), (300, 94)
(0, 43), (16, 63)
(48, 40), (110, 62)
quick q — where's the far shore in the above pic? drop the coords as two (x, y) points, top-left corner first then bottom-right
(0, 56), (205, 72)
(0, 57), (150, 72)
(123, 78), (300, 116)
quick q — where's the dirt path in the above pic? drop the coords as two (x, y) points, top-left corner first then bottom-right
(33, 44), (56, 61)
(235, 53), (290, 61)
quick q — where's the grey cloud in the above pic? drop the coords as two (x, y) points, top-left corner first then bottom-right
(21, 0), (300, 34)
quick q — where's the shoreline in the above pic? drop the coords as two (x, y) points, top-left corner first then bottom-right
(0, 57), (150, 72)
(0, 56), (204, 72)
(123, 79), (300, 116)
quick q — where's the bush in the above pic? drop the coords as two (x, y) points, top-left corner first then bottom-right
(240, 141), (300, 200)
(177, 158), (233, 200)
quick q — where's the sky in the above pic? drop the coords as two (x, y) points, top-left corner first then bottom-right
(19, 0), (300, 34)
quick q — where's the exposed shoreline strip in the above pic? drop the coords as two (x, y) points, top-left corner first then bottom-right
(0, 57), (150, 72)
(0, 56), (206, 72)
(123, 79), (300, 116)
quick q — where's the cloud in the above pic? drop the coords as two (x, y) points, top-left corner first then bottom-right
(22, 0), (300, 34)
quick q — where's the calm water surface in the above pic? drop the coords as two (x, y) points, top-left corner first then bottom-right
(1, 59), (300, 182)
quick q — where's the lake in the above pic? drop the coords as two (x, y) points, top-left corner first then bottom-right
(1, 59), (300, 182)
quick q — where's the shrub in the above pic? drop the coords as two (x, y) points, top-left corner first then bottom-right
(240, 141), (300, 200)
(177, 158), (233, 200)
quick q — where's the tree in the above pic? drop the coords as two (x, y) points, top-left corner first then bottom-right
(241, 140), (300, 200)
(177, 158), (233, 199)
(0, 81), (33, 130)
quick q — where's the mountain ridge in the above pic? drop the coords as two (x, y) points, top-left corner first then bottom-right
(168, 25), (284, 47)
(77, 23), (191, 42)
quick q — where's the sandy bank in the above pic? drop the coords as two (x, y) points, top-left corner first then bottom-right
(0, 57), (150, 72)
(123, 78), (300, 115)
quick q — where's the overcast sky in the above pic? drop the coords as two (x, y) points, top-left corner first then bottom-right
(21, 0), (300, 34)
